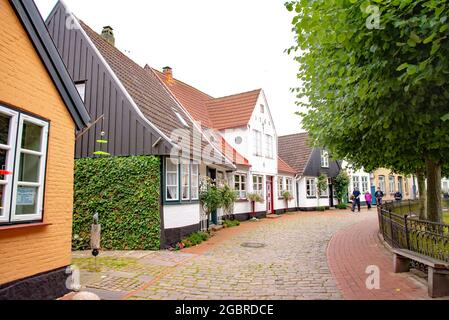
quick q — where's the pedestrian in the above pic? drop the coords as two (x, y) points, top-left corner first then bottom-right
(375, 187), (384, 207)
(394, 191), (403, 202)
(351, 187), (361, 213)
(365, 191), (372, 210)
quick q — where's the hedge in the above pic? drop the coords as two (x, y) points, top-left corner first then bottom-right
(73, 156), (161, 251)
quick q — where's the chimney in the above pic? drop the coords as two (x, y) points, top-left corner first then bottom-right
(101, 26), (115, 46)
(163, 66), (173, 83)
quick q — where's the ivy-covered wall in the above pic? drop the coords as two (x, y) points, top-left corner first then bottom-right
(73, 156), (161, 250)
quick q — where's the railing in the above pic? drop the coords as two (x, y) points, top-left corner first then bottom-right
(378, 202), (449, 263)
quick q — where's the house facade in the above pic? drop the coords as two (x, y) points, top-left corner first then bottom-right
(372, 169), (413, 201)
(278, 133), (340, 210)
(0, 0), (90, 300)
(342, 161), (373, 205)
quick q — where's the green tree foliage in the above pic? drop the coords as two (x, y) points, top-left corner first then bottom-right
(334, 171), (350, 204)
(286, 0), (449, 222)
(73, 156), (161, 250)
(220, 184), (238, 220)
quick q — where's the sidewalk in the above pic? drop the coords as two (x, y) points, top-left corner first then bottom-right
(327, 211), (432, 300)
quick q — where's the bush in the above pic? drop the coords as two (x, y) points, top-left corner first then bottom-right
(73, 156), (161, 251)
(223, 219), (240, 228)
(316, 206), (327, 211)
(336, 203), (348, 210)
(177, 231), (210, 249)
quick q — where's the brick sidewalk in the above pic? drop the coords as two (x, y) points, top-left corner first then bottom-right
(327, 212), (431, 300)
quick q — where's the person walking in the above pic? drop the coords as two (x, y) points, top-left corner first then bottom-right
(394, 191), (403, 202)
(351, 187), (361, 213)
(365, 191), (372, 210)
(375, 187), (384, 207)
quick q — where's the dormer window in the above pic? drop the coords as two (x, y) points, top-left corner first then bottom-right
(321, 149), (329, 168)
(75, 81), (86, 102)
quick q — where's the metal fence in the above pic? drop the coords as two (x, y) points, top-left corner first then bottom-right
(378, 202), (449, 263)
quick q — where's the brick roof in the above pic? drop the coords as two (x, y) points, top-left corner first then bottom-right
(278, 156), (296, 175)
(80, 21), (232, 167)
(278, 133), (313, 175)
(206, 89), (262, 130)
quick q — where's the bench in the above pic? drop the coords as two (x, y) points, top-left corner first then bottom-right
(393, 248), (449, 298)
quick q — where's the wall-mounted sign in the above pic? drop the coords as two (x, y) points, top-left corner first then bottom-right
(17, 187), (36, 206)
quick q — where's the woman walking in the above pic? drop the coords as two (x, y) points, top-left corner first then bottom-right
(365, 192), (372, 210)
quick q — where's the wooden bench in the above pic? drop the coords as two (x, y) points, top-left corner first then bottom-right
(393, 248), (449, 298)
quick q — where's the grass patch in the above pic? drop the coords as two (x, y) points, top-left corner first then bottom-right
(223, 219), (240, 228)
(444, 212), (449, 225)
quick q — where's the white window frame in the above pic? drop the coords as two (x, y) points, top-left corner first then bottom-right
(379, 176), (386, 193)
(191, 163), (199, 200)
(0, 106), (19, 223)
(286, 178), (293, 194)
(10, 114), (49, 222)
(75, 81), (86, 102)
(277, 176), (284, 198)
(253, 130), (262, 156)
(389, 175), (395, 194)
(265, 134), (273, 159)
(166, 158), (179, 201)
(361, 176), (369, 193)
(321, 150), (329, 168)
(306, 178), (317, 198)
(253, 175), (263, 196)
(181, 162), (190, 201)
(352, 176), (360, 191)
(234, 173), (247, 199)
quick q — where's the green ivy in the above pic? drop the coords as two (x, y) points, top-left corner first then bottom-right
(73, 156), (161, 251)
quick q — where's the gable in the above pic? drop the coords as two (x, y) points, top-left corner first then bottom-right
(8, 0), (90, 130)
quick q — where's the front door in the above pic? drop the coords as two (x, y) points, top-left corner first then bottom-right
(206, 167), (218, 225)
(266, 177), (274, 214)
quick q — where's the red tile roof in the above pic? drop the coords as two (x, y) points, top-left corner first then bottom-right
(206, 89), (262, 130)
(278, 156), (296, 174)
(278, 133), (314, 175)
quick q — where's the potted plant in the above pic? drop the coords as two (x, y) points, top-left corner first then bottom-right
(282, 191), (294, 213)
(247, 192), (264, 220)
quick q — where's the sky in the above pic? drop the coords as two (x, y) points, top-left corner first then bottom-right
(35, 0), (304, 136)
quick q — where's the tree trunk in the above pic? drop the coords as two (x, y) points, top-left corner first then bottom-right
(426, 159), (442, 223)
(416, 169), (427, 220)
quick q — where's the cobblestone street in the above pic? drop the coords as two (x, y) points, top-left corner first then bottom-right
(73, 210), (376, 300)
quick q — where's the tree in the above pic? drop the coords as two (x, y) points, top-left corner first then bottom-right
(317, 174), (328, 209)
(286, 0), (449, 223)
(334, 171), (350, 205)
(199, 177), (223, 229)
(220, 184), (237, 220)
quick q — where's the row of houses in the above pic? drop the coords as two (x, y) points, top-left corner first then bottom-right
(0, 0), (440, 300)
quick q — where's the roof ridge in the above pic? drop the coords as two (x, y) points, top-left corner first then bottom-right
(211, 88), (262, 102)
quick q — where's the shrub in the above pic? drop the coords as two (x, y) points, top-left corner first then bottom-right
(73, 156), (161, 251)
(223, 219), (240, 228)
(336, 203), (348, 210)
(316, 206), (327, 212)
(177, 231), (210, 249)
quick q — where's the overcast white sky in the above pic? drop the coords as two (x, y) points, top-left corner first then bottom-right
(35, 0), (304, 136)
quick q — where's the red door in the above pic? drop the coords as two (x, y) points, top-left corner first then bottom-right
(266, 177), (274, 214)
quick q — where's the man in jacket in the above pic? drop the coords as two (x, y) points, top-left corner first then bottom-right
(375, 187), (384, 207)
(351, 187), (361, 213)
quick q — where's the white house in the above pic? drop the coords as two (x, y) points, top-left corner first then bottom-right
(342, 161), (372, 205)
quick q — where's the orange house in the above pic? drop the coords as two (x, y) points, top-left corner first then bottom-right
(0, 0), (90, 299)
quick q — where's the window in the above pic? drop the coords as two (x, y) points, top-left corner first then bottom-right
(260, 104), (265, 114)
(378, 176), (386, 193)
(252, 130), (262, 156)
(277, 176), (284, 198)
(306, 178), (317, 198)
(234, 173), (247, 199)
(361, 176), (369, 193)
(265, 134), (273, 159)
(174, 111), (189, 128)
(286, 178), (293, 193)
(166, 159), (179, 201)
(181, 163), (190, 200)
(75, 81), (86, 102)
(389, 176), (395, 193)
(443, 181), (448, 194)
(321, 150), (329, 168)
(191, 164), (199, 200)
(253, 175), (263, 196)
(352, 176), (360, 191)
(398, 177), (403, 194)
(0, 106), (49, 224)
(166, 159), (198, 202)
